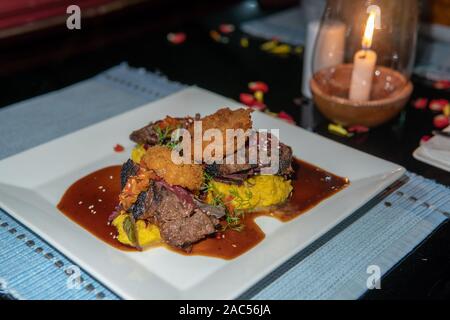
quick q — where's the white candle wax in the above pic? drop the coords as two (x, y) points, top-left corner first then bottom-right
(314, 21), (346, 71)
(349, 49), (377, 101)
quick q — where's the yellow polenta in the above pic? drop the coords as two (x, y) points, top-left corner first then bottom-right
(131, 144), (146, 163)
(207, 175), (293, 210)
(112, 213), (161, 248)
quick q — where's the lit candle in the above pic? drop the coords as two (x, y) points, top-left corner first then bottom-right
(349, 10), (378, 101)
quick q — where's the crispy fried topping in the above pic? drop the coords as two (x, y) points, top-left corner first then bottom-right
(142, 145), (204, 191)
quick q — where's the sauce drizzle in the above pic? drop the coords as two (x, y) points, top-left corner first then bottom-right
(57, 158), (349, 259)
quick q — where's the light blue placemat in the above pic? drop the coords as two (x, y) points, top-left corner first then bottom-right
(0, 63), (449, 300)
(0, 63), (185, 300)
(0, 63), (186, 160)
(241, 7), (308, 46)
(243, 174), (449, 299)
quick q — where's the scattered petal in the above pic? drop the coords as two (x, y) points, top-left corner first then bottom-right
(348, 125), (370, 133)
(239, 93), (256, 106)
(219, 23), (235, 34)
(254, 90), (264, 103)
(264, 110), (278, 117)
(271, 44), (292, 55)
(240, 37), (249, 48)
(248, 81), (269, 93)
(210, 30), (221, 42)
(433, 114), (450, 129)
(278, 111), (295, 124)
(429, 99), (449, 112)
(294, 46), (303, 54)
(114, 144), (124, 152)
(250, 101), (267, 111)
(412, 98), (428, 110)
(328, 123), (352, 137)
(433, 80), (450, 90)
(420, 135), (432, 144)
(166, 32), (186, 45)
(444, 104), (450, 117)
(260, 40), (278, 51)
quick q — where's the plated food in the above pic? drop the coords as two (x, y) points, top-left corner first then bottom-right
(1, 87), (405, 298)
(58, 107), (349, 259)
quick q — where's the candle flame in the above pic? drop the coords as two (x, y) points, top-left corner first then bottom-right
(362, 11), (376, 49)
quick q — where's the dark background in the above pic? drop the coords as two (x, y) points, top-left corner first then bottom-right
(0, 0), (449, 299)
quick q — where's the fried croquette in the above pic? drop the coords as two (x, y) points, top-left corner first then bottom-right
(142, 145), (204, 191)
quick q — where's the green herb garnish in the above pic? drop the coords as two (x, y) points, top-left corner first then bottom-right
(206, 183), (246, 232)
(123, 215), (137, 246)
(154, 125), (173, 145)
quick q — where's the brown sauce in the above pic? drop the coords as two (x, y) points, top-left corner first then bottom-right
(171, 216), (266, 260)
(57, 158), (349, 259)
(57, 166), (133, 251)
(269, 160), (349, 222)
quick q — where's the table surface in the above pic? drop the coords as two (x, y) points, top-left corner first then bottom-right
(0, 0), (449, 299)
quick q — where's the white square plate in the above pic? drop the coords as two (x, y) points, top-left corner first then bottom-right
(0, 87), (404, 299)
(413, 126), (450, 172)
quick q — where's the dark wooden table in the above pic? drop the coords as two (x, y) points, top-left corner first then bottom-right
(0, 0), (449, 299)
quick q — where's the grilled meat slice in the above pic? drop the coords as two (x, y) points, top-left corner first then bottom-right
(128, 180), (220, 249)
(130, 181), (194, 221)
(277, 143), (293, 176)
(120, 159), (140, 189)
(194, 199), (226, 219)
(207, 162), (256, 176)
(159, 209), (217, 249)
(130, 116), (192, 146)
(204, 138), (293, 181)
(152, 181), (195, 223)
(129, 123), (158, 146)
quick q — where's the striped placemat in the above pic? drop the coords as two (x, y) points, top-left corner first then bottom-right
(0, 63), (448, 300)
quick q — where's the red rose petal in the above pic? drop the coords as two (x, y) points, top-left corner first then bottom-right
(278, 111), (295, 124)
(249, 101), (267, 111)
(248, 81), (269, 93)
(433, 114), (450, 129)
(219, 23), (235, 34)
(348, 125), (370, 133)
(433, 80), (450, 90)
(429, 99), (449, 112)
(239, 93), (256, 106)
(420, 135), (431, 144)
(114, 144), (125, 152)
(167, 32), (186, 45)
(412, 98), (428, 110)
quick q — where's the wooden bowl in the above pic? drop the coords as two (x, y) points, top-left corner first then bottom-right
(310, 64), (413, 127)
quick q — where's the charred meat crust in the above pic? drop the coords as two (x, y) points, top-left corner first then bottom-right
(120, 159), (140, 189)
